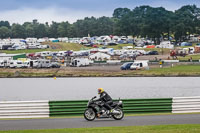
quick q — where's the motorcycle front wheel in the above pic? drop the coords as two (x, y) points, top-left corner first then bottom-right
(112, 107), (124, 120)
(84, 108), (96, 121)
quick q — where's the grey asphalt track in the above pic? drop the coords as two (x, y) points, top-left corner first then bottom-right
(0, 114), (200, 131)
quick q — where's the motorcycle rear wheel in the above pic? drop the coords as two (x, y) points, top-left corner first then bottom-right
(84, 108), (96, 121)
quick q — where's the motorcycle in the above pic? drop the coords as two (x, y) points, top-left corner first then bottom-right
(84, 96), (124, 121)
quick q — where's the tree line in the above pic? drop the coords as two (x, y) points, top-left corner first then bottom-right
(0, 5), (200, 43)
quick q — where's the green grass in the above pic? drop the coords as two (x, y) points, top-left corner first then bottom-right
(0, 43), (137, 54)
(178, 54), (200, 60)
(0, 42), (90, 54)
(0, 65), (200, 77)
(1, 124), (200, 133)
(135, 65), (200, 76)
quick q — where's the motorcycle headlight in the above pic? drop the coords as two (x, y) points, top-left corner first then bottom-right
(118, 100), (122, 105)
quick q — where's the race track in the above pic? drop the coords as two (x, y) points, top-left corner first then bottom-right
(0, 114), (200, 131)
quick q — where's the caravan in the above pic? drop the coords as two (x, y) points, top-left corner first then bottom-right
(37, 59), (51, 68)
(70, 58), (92, 67)
(9, 60), (24, 68)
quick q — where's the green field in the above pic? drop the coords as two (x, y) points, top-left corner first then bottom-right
(0, 43), (89, 54)
(0, 42), (134, 54)
(138, 64), (200, 76)
(1, 124), (200, 133)
(178, 54), (200, 61)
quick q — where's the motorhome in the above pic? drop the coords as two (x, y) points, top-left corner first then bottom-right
(37, 59), (51, 68)
(70, 58), (92, 67)
(39, 51), (52, 57)
(57, 51), (67, 57)
(30, 60), (39, 68)
(8, 42), (27, 50)
(130, 60), (149, 70)
(0, 60), (4, 67)
(9, 60), (24, 68)
(157, 41), (174, 49)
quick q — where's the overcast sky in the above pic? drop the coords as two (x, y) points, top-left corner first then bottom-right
(0, 0), (200, 24)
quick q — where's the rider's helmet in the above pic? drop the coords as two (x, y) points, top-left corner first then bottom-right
(98, 88), (104, 94)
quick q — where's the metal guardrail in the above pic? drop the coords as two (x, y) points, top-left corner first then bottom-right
(1, 96), (199, 119)
(49, 98), (172, 116)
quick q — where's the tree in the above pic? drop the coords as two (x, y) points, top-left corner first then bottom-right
(113, 8), (131, 19)
(48, 21), (59, 38)
(35, 24), (47, 38)
(0, 26), (10, 38)
(11, 24), (26, 38)
(57, 21), (70, 37)
(23, 22), (35, 37)
(173, 5), (200, 41)
(0, 21), (11, 28)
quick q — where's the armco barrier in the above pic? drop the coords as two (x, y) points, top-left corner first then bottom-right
(0, 100), (49, 118)
(49, 98), (172, 116)
(1, 96), (199, 119)
(172, 96), (200, 113)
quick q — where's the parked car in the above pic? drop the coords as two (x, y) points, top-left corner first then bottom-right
(120, 62), (134, 70)
(51, 62), (61, 68)
(147, 51), (158, 55)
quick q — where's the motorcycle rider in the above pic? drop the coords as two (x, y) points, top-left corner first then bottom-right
(95, 88), (114, 116)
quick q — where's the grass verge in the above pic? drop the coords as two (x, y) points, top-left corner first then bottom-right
(0, 65), (200, 77)
(1, 124), (200, 133)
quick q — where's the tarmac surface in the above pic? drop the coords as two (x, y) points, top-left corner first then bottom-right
(0, 114), (200, 131)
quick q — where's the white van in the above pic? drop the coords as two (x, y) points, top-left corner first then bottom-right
(9, 60), (24, 68)
(130, 60), (149, 70)
(23, 61), (30, 68)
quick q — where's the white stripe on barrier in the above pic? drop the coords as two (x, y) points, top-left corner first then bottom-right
(173, 105), (200, 108)
(172, 110), (200, 113)
(173, 96), (200, 100)
(173, 107), (200, 111)
(0, 100), (49, 104)
(0, 115), (49, 119)
(0, 103), (49, 108)
(0, 112), (49, 116)
(0, 106), (49, 110)
(173, 99), (200, 103)
(172, 102), (200, 105)
(0, 109), (49, 113)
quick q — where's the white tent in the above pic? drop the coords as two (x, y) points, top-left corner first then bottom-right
(89, 52), (111, 61)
